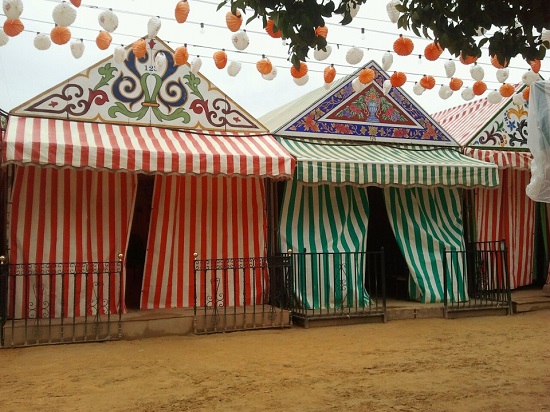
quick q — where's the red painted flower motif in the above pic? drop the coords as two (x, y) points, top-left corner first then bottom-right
(303, 112), (319, 132)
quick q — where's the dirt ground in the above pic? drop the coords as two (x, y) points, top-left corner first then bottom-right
(1, 310), (549, 412)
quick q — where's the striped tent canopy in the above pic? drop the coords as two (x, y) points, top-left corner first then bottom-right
(278, 138), (499, 188)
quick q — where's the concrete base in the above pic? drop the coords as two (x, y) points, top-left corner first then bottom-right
(542, 283), (550, 297)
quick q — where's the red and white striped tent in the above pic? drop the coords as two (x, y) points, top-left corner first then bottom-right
(1, 38), (295, 317)
(433, 85), (547, 289)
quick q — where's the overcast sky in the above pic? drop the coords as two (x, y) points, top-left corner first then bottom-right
(0, 0), (548, 119)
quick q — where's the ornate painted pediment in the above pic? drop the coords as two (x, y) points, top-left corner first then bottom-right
(279, 60), (456, 145)
(11, 38), (265, 133)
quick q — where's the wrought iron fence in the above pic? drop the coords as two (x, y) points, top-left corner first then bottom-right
(0, 255), (123, 348)
(193, 253), (293, 334)
(289, 250), (386, 326)
(443, 241), (512, 315)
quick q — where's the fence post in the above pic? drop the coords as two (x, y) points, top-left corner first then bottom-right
(443, 246), (448, 318)
(117, 253), (123, 339)
(381, 247), (386, 323)
(501, 240), (512, 315)
(0, 256), (5, 346)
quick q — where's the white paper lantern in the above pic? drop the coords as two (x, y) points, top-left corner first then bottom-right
(113, 46), (126, 64)
(383, 79), (392, 96)
(313, 45), (332, 61)
(262, 66), (278, 81)
(70, 39), (85, 59)
(349, 3), (360, 18)
(227, 61), (242, 77)
(496, 68), (509, 83)
(98, 9), (118, 33)
(382, 51), (393, 71)
(190, 56), (202, 74)
(522, 70), (540, 86)
(52, 2), (77, 27)
(470, 64), (484, 81)
(352, 78), (366, 93)
(147, 16), (162, 38)
(294, 74), (309, 86)
(512, 93), (526, 106)
(487, 90), (503, 104)
(444, 59), (456, 78)
(0, 29), (9, 46)
(413, 81), (425, 95)
(346, 46), (364, 65)
(542, 29), (550, 47)
(386, 0), (400, 24)
(231, 30), (249, 51)
(34, 33), (51, 50)
(324, 82), (332, 90)
(461, 87), (475, 101)
(155, 51), (167, 72)
(438, 84), (453, 100)
(3, 0), (23, 19)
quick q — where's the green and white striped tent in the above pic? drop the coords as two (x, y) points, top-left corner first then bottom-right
(260, 61), (499, 306)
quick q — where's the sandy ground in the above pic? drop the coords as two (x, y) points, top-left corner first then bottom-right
(1, 310), (549, 412)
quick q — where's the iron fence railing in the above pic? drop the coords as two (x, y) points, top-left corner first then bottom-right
(289, 250), (386, 325)
(443, 241), (512, 315)
(0, 255), (123, 348)
(193, 253), (293, 334)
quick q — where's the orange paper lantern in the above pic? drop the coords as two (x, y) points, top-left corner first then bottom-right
(358, 68), (375, 85)
(393, 34), (414, 56)
(522, 86), (530, 101)
(95, 30), (112, 50)
(324, 65), (336, 84)
(256, 57), (273, 75)
(424, 42), (443, 61)
(132, 38), (147, 59)
(449, 77), (463, 91)
(174, 46), (189, 65)
(390, 71), (407, 87)
(499, 83), (515, 98)
(490, 54), (508, 68)
(459, 53), (478, 65)
(175, 0), (190, 24)
(419, 74), (436, 90)
(265, 19), (282, 38)
(315, 26), (328, 39)
(472, 80), (487, 96)
(529, 59), (541, 74)
(213, 50), (228, 69)
(226, 11), (242, 32)
(290, 62), (308, 79)
(70, 0), (81, 7)
(3, 18), (24, 37)
(50, 25), (71, 45)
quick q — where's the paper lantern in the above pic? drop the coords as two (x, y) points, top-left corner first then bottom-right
(490, 55), (508, 69)
(212, 50), (227, 69)
(487, 90), (503, 104)
(190, 56), (202, 74)
(52, 2), (77, 27)
(496, 68), (509, 83)
(155, 51), (167, 72)
(393, 34), (414, 56)
(449, 77), (463, 91)
(522, 86), (530, 101)
(424, 42), (443, 61)
(147, 16), (161, 38)
(413, 82), (425, 95)
(70, 0), (81, 7)
(227, 61), (241, 77)
(175, 0), (190, 23)
(324, 65), (336, 84)
(349, 3), (360, 18)
(290, 61), (308, 79)
(386, 0), (400, 23)
(382, 51), (393, 71)
(3, 0), (23, 20)
(383, 79), (392, 96)
(294, 74), (309, 86)
(231, 30), (249, 51)
(113, 46), (126, 64)
(459, 53), (478, 65)
(438, 84), (453, 100)
(174, 46), (189, 65)
(512, 93), (526, 106)
(256, 57), (272, 75)
(315, 26), (328, 39)
(419, 74), (435, 90)
(313, 45), (332, 61)
(50, 25), (71, 45)
(98, 9), (119, 33)
(70, 39), (85, 58)
(470, 64), (484, 81)
(352, 78), (366, 93)
(0, 29), (9, 46)
(226, 11), (242, 32)
(390, 71), (407, 87)
(444, 59), (456, 78)
(265, 19), (282, 38)
(472, 80), (487, 96)
(132, 38), (147, 58)
(3, 19), (24, 37)
(262, 66), (277, 81)
(34, 33), (51, 50)
(499, 83), (515, 98)
(346, 46), (364, 65)
(522, 70), (539, 86)
(529, 59), (541, 74)
(96, 30), (112, 50)
(358, 68), (375, 85)
(461, 87), (475, 101)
